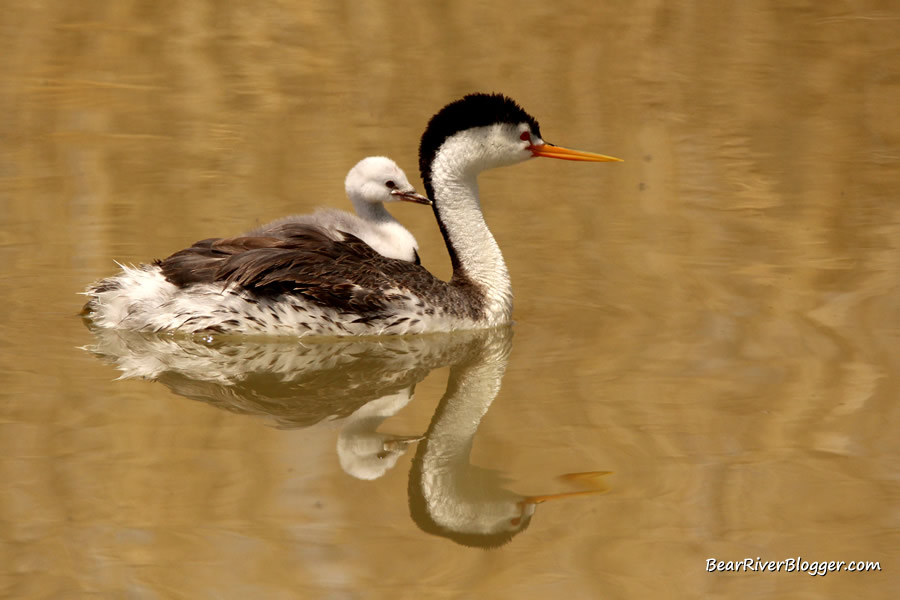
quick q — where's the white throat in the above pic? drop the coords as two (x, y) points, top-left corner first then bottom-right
(429, 129), (517, 324)
(344, 190), (419, 262)
(349, 195), (395, 225)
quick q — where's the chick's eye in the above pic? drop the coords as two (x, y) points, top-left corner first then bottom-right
(520, 132), (531, 142)
(385, 180), (396, 189)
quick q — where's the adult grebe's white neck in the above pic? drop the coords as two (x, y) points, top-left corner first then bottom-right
(426, 125), (533, 325)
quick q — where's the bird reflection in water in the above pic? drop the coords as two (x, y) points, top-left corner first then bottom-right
(83, 324), (611, 546)
(336, 388), (423, 480)
(406, 328), (611, 547)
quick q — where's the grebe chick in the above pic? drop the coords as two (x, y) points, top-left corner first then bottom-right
(246, 156), (430, 263)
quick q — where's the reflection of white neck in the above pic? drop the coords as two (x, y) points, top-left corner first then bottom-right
(415, 331), (529, 535)
(337, 388), (417, 480)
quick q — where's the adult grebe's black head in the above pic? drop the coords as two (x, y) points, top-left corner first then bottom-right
(418, 93), (543, 197)
(418, 93), (621, 203)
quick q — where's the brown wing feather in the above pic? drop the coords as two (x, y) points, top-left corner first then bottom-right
(155, 235), (284, 287)
(155, 225), (484, 320)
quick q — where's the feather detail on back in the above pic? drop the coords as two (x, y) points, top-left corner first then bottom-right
(156, 226), (477, 316)
(79, 224), (488, 336)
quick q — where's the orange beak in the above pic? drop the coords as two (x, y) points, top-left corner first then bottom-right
(529, 143), (622, 162)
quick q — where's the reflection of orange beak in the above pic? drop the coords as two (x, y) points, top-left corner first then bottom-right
(529, 143), (623, 162)
(523, 471), (614, 504)
(559, 471), (614, 484)
(524, 489), (605, 504)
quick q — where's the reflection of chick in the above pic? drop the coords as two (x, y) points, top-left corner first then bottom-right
(337, 388), (423, 480)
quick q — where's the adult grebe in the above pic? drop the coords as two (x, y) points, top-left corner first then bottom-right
(245, 156), (430, 264)
(82, 93), (621, 336)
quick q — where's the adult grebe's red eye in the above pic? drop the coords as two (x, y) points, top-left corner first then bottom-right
(520, 132), (531, 142)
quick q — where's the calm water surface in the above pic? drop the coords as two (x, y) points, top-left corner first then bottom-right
(1, 2), (898, 598)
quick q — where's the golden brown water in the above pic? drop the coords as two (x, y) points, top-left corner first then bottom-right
(1, 2), (898, 598)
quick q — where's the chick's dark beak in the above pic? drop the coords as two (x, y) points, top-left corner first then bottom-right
(391, 189), (432, 205)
